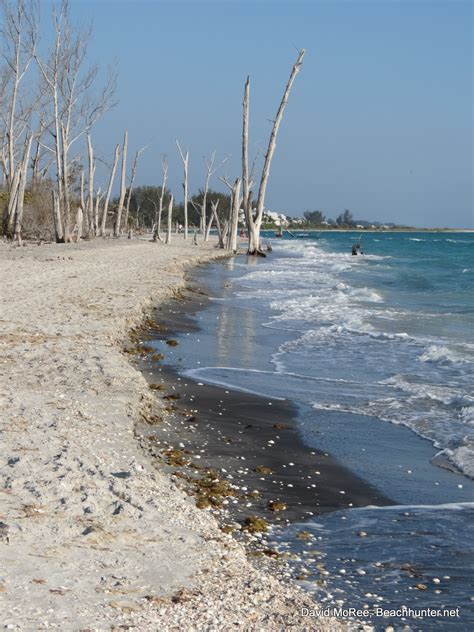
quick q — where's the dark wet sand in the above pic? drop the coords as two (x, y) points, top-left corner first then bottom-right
(132, 277), (393, 530)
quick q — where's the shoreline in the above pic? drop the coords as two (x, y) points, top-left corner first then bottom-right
(0, 239), (348, 630)
(132, 273), (392, 534)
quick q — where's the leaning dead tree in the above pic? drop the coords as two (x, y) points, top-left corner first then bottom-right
(243, 49), (305, 254)
(176, 140), (189, 239)
(100, 143), (119, 236)
(153, 156), (168, 242)
(206, 199), (225, 246)
(122, 142), (148, 231)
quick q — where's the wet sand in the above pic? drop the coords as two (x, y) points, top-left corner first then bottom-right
(133, 278), (393, 534)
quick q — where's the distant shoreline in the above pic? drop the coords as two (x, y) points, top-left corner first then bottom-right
(271, 228), (474, 233)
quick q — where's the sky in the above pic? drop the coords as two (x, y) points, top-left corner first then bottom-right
(65, 0), (473, 228)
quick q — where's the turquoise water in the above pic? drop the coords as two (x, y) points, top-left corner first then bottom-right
(187, 231), (474, 478)
(155, 230), (474, 629)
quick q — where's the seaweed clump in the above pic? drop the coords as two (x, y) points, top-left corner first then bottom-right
(254, 465), (273, 476)
(268, 501), (287, 512)
(164, 448), (191, 467)
(243, 516), (269, 533)
(194, 470), (237, 509)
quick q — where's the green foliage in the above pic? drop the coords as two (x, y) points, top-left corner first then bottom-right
(128, 185), (171, 228)
(189, 188), (231, 226)
(303, 209), (326, 225)
(336, 209), (354, 226)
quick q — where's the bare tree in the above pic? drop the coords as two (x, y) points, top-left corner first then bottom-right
(93, 186), (102, 235)
(0, 0), (39, 239)
(165, 194), (173, 244)
(220, 175), (242, 253)
(153, 156), (168, 242)
(12, 131), (33, 244)
(36, 0), (116, 242)
(243, 50), (305, 254)
(176, 139), (189, 240)
(189, 151), (229, 238)
(123, 142), (148, 231)
(86, 133), (95, 235)
(100, 143), (119, 236)
(207, 199), (225, 247)
(113, 130), (128, 237)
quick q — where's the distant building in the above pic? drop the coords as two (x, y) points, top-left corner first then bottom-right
(262, 210), (289, 226)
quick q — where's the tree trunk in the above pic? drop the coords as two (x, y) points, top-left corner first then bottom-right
(227, 178), (241, 253)
(154, 157), (168, 242)
(241, 51), (304, 254)
(75, 206), (83, 242)
(206, 199), (219, 242)
(3, 169), (21, 237)
(52, 189), (64, 243)
(61, 123), (72, 242)
(251, 50), (305, 253)
(123, 144), (146, 230)
(87, 134), (95, 235)
(176, 141), (189, 240)
(13, 134), (34, 245)
(101, 144), (119, 236)
(94, 188), (102, 235)
(165, 194), (173, 244)
(114, 130), (128, 237)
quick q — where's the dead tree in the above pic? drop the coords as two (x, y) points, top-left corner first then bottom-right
(36, 0), (116, 242)
(100, 143), (119, 236)
(219, 175), (242, 253)
(93, 186), (102, 234)
(176, 140), (189, 240)
(12, 132), (34, 245)
(113, 130), (128, 237)
(243, 50), (305, 254)
(123, 142), (148, 231)
(205, 198), (227, 249)
(165, 194), (174, 244)
(0, 0), (38, 239)
(86, 133), (96, 235)
(51, 189), (63, 242)
(205, 198), (218, 242)
(153, 156), (168, 242)
(191, 151), (228, 239)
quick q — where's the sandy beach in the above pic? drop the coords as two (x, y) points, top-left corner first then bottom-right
(0, 238), (352, 631)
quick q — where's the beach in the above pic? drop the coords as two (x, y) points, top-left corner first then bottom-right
(0, 238), (350, 631)
(132, 232), (474, 631)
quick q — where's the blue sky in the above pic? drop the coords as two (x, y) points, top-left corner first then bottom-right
(67, 0), (473, 227)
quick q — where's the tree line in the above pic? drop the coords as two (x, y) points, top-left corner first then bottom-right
(1, 0), (304, 253)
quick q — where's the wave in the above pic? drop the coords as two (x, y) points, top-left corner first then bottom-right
(418, 344), (468, 365)
(183, 366), (286, 400)
(293, 502), (474, 516)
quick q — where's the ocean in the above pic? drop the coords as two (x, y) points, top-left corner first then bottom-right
(160, 231), (474, 629)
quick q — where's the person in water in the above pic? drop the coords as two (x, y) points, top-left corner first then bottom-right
(352, 242), (364, 255)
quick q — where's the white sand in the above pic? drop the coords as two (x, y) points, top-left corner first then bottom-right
(0, 238), (353, 631)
